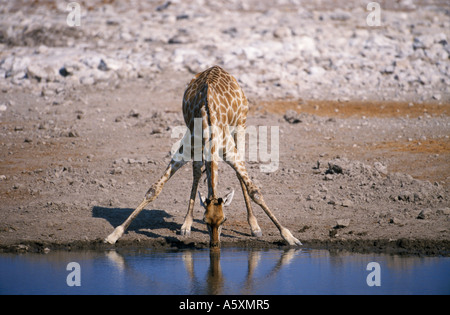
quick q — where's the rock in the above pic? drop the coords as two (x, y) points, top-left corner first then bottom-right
(12, 244), (29, 253)
(413, 36), (433, 50)
(156, 1), (171, 11)
(374, 162), (388, 175)
(295, 36), (316, 53)
(329, 9), (352, 21)
(381, 65), (395, 74)
(68, 130), (79, 138)
(151, 127), (163, 135)
(38, 123), (48, 130)
(99, 58), (123, 71)
(0, 104), (7, 111)
(128, 109), (140, 118)
(273, 27), (292, 39)
(327, 159), (345, 174)
(326, 158), (380, 179)
(341, 199), (354, 207)
(417, 209), (432, 220)
(61, 60), (83, 76)
(110, 167), (124, 175)
(27, 64), (56, 82)
(335, 219), (350, 229)
(98, 59), (108, 71)
(389, 217), (404, 225)
(398, 191), (413, 202)
(59, 67), (70, 77)
(243, 46), (263, 61)
(329, 229), (338, 237)
(284, 110), (301, 124)
(436, 208), (450, 215)
(307, 66), (326, 77)
(80, 76), (95, 85)
(60, 129), (79, 138)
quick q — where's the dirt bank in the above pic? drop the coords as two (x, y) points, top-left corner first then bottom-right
(0, 79), (449, 256)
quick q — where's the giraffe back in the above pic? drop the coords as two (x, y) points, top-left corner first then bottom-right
(182, 66), (248, 132)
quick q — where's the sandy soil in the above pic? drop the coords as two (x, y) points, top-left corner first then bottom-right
(0, 76), (449, 255)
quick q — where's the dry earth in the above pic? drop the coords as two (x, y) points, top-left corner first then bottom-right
(0, 0), (449, 255)
(1, 78), (449, 255)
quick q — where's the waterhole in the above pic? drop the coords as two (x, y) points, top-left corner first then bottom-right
(1, 248), (448, 295)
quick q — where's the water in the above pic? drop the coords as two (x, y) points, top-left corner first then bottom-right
(0, 248), (449, 295)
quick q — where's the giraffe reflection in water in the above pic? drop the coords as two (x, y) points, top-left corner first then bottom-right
(106, 248), (299, 295)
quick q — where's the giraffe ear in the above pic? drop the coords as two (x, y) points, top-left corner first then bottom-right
(199, 191), (207, 208)
(223, 189), (234, 207)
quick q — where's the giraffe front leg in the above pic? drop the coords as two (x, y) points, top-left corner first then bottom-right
(180, 161), (202, 236)
(105, 151), (188, 244)
(180, 200), (194, 236)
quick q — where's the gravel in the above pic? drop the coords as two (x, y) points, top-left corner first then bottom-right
(0, 0), (449, 102)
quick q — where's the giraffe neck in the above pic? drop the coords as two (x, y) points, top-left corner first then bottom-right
(206, 159), (219, 199)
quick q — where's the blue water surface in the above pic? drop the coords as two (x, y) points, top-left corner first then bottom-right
(0, 248), (449, 295)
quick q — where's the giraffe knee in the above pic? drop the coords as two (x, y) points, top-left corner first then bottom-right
(145, 187), (155, 200)
(145, 185), (159, 201)
(248, 186), (262, 202)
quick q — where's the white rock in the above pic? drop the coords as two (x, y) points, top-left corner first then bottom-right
(273, 26), (292, 38)
(243, 46), (264, 60)
(307, 66), (326, 76)
(295, 36), (316, 52)
(374, 162), (388, 175)
(27, 64), (57, 82)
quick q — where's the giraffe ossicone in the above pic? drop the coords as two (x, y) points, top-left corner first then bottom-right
(105, 66), (301, 247)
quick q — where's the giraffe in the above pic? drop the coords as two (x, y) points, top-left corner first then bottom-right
(104, 66), (301, 247)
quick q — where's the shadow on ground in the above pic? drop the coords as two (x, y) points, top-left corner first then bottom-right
(92, 206), (209, 239)
(92, 206), (244, 244)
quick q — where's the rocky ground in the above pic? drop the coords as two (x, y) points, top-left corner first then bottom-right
(0, 0), (449, 255)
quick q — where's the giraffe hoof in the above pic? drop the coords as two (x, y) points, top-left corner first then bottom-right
(251, 229), (262, 238)
(180, 228), (191, 237)
(104, 226), (124, 244)
(281, 228), (302, 246)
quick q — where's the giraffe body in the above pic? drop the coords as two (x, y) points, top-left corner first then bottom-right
(105, 66), (301, 247)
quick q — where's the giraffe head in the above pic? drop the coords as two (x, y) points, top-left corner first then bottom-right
(199, 189), (235, 248)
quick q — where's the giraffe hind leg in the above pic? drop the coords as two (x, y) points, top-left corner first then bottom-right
(223, 137), (301, 246)
(233, 126), (262, 237)
(238, 176), (262, 237)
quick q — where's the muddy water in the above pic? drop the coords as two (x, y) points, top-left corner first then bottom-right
(0, 248), (448, 295)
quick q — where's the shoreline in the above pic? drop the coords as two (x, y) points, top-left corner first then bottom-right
(2, 238), (449, 257)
